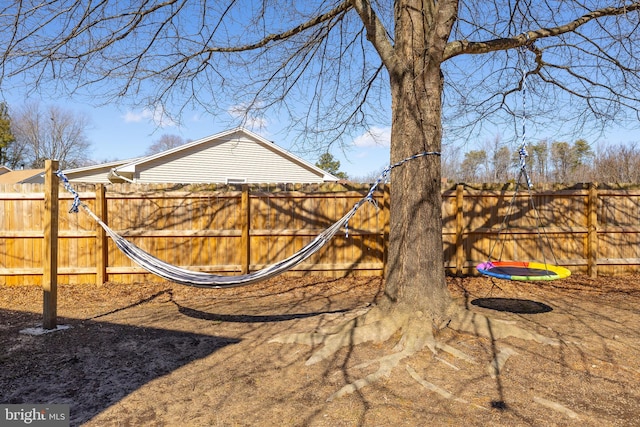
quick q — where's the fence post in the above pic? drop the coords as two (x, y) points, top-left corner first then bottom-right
(240, 185), (251, 274)
(587, 182), (598, 278)
(455, 184), (465, 276)
(43, 160), (59, 330)
(95, 184), (108, 285)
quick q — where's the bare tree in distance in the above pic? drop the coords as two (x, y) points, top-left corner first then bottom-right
(486, 135), (514, 182)
(351, 166), (387, 184)
(10, 102), (92, 169)
(460, 149), (488, 182)
(593, 142), (640, 183)
(145, 134), (188, 156)
(1, 1), (639, 400)
(529, 140), (550, 184)
(454, 136), (601, 183)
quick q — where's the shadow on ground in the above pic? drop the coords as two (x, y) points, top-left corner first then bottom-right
(0, 309), (239, 426)
(471, 297), (553, 314)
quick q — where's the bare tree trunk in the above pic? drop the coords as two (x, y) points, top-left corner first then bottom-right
(379, 0), (457, 325)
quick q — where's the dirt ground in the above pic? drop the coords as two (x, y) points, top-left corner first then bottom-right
(1, 274), (639, 426)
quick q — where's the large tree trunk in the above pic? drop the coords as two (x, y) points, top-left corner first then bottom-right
(272, 5), (560, 395)
(380, 0), (458, 325)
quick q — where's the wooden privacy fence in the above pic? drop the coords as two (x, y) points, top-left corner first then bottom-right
(1, 180), (640, 286)
(0, 179), (388, 286)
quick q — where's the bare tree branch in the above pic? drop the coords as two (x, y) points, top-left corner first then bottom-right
(350, 0), (395, 69)
(442, 1), (640, 145)
(445, 3), (640, 59)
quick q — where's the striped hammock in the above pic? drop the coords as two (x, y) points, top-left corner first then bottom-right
(94, 202), (359, 288)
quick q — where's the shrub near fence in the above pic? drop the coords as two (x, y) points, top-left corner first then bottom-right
(1, 181), (639, 286)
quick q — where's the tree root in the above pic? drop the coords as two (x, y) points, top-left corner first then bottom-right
(446, 309), (560, 346)
(269, 303), (558, 402)
(406, 365), (487, 410)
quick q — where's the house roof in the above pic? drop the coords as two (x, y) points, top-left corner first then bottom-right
(62, 158), (143, 175)
(58, 157), (144, 184)
(114, 127), (338, 181)
(0, 169), (45, 184)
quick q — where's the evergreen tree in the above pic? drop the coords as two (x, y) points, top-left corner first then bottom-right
(315, 152), (348, 179)
(0, 102), (16, 166)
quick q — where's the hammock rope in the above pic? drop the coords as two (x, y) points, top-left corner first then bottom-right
(57, 150), (440, 288)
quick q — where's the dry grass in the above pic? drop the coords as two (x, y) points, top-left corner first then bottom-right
(1, 274), (639, 426)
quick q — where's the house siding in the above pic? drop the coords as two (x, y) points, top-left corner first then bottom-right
(135, 135), (328, 184)
(66, 166), (115, 184)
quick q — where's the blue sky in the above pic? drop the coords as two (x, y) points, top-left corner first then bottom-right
(2, 1), (638, 180)
(2, 91), (393, 180)
(5, 90), (639, 181)
(0, 1), (394, 180)
(1, 90), (391, 179)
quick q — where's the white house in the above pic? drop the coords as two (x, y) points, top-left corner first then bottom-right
(63, 128), (339, 184)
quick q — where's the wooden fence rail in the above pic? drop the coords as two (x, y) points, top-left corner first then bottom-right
(1, 181), (640, 286)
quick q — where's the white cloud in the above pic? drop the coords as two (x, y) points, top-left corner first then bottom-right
(189, 112), (203, 123)
(122, 110), (147, 123)
(122, 105), (177, 128)
(352, 126), (391, 148)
